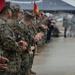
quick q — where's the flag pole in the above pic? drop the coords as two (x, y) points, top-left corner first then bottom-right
(34, 0), (37, 24)
(34, 0), (38, 54)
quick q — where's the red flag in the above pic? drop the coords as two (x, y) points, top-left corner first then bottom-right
(0, 0), (5, 12)
(34, 0), (39, 13)
(33, 0), (42, 19)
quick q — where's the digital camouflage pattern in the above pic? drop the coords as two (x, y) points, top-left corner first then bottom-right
(0, 17), (22, 75)
(36, 18), (47, 46)
(11, 4), (20, 13)
(15, 18), (31, 75)
(8, 18), (24, 42)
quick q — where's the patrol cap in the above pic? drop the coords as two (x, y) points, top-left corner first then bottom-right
(6, 2), (10, 7)
(11, 4), (20, 13)
(0, 0), (6, 12)
(25, 11), (34, 19)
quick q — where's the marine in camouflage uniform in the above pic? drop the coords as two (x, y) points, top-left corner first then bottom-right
(25, 12), (47, 73)
(25, 12), (40, 74)
(8, 5), (26, 75)
(8, 6), (31, 75)
(40, 15), (48, 44)
(17, 11), (36, 75)
(36, 14), (48, 46)
(0, 4), (22, 75)
(16, 11), (38, 75)
(18, 20), (31, 75)
(8, 4), (23, 42)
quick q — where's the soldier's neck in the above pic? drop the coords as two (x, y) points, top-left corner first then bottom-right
(12, 14), (18, 20)
(1, 15), (9, 21)
(12, 17), (17, 20)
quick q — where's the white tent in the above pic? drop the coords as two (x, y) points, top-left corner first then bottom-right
(10, 0), (75, 11)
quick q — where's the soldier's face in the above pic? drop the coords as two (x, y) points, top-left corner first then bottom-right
(18, 13), (24, 19)
(8, 9), (12, 18)
(29, 18), (33, 23)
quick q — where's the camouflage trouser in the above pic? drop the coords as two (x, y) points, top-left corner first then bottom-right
(21, 51), (30, 75)
(20, 68), (30, 75)
(29, 50), (35, 69)
(7, 72), (20, 75)
(0, 71), (7, 75)
(0, 71), (20, 75)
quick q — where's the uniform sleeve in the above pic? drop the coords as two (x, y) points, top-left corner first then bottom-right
(0, 29), (21, 52)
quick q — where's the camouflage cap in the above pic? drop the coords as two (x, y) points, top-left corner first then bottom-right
(11, 4), (20, 13)
(25, 11), (35, 18)
(5, 2), (10, 7)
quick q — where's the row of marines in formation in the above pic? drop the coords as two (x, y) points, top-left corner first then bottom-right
(0, 2), (49, 75)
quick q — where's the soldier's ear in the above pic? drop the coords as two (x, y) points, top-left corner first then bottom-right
(7, 9), (11, 14)
(6, 9), (9, 14)
(6, 9), (12, 17)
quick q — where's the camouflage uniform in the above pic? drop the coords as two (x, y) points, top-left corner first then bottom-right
(8, 11), (31, 75)
(37, 18), (47, 46)
(17, 19), (31, 75)
(8, 4), (30, 75)
(40, 18), (47, 44)
(28, 24), (36, 70)
(8, 18), (26, 75)
(18, 11), (37, 75)
(0, 17), (6, 75)
(0, 17), (22, 75)
(8, 18), (24, 42)
(25, 12), (38, 72)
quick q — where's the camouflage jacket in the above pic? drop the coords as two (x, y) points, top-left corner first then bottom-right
(0, 17), (22, 72)
(28, 23), (38, 45)
(0, 17), (22, 52)
(8, 18), (24, 42)
(17, 19), (34, 49)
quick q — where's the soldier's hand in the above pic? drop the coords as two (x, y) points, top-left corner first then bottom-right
(41, 24), (46, 29)
(37, 32), (44, 37)
(18, 40), (28, 47)
(35, 33), (43, 41)
(18, 40), (28, 51)
(34, 36), (40, 42)
(0, 57), (9, 63)
(0, 64), (8, 71)
(31, 46), (35, 51)
(40, 33), (44, 37)
(34, 34), (43, 42)
(42, 25), (48, 29)
(29, 50), (33, 57)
